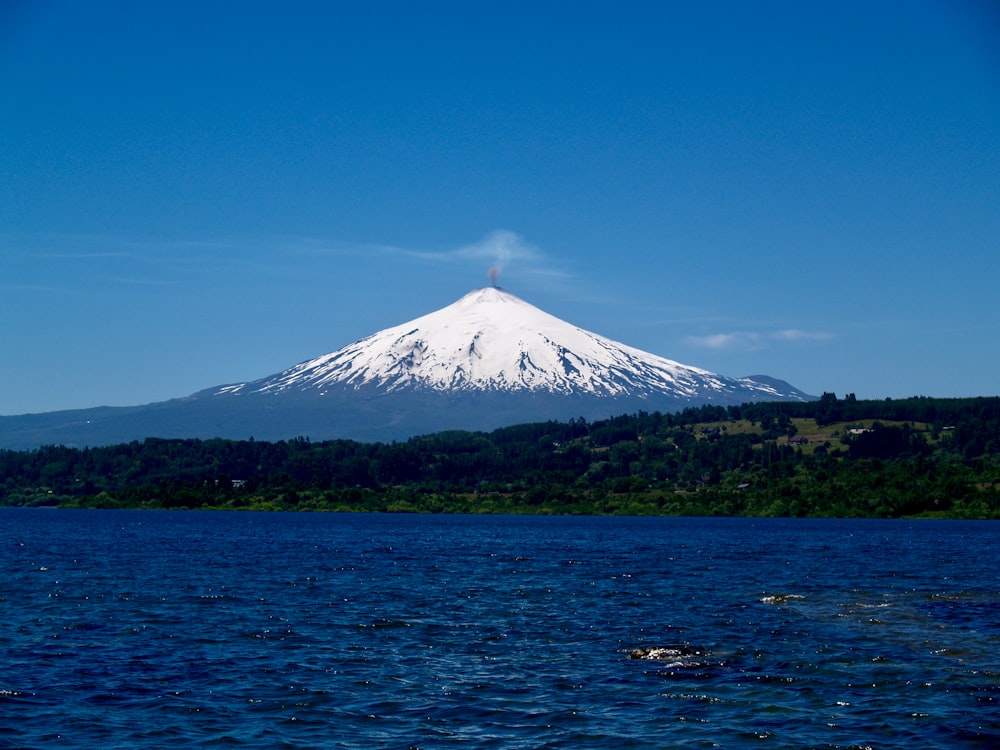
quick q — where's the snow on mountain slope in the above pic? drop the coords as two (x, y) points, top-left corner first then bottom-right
(0, 287), (814, 449)
(218, 287), (804, 402)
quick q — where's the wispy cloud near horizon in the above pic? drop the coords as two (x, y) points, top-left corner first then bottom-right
(685, 329), (834, 351)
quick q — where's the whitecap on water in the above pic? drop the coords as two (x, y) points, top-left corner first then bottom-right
(626, 645), (708, 669)
(759, 593), (805, 605)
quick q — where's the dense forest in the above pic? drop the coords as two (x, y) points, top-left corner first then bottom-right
(2, 394), (998, 518)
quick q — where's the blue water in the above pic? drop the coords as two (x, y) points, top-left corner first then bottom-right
(1, 510), (998, 749)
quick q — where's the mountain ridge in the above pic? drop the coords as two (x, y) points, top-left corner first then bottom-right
(212, 287), (803, 402)
(0, 287), (815, 449)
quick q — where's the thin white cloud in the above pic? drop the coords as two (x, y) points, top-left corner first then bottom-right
(292, 229), (552, 269)
(393, 229), (542, 266)
(37, 251), (133, 259)
(686, 332), (763, 350)
(100, 275), (175, 287)
(7, 231), (231, 257)
(8, 230), (572, 295)
(452, 230), (542, 266)
(376, 229), (570, 286)
(770, 328), (834, 343)
(685, 329), (833, 350)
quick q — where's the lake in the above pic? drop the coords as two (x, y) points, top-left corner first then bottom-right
(1, 509), (998, 748)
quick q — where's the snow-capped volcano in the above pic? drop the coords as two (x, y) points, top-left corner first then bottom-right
(217, 287), (805, 403)
(0, 287), (813, 449)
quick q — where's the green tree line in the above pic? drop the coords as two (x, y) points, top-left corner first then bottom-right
(2, 395), (998, 518)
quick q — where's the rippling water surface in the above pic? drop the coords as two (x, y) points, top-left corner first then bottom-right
(1, 509), (998, 748)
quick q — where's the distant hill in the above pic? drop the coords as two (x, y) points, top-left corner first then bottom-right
(3, 396), (998, 519)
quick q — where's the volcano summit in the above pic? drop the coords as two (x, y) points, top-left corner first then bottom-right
(218, 287), (806, 402)
(0, 287), (813, 449)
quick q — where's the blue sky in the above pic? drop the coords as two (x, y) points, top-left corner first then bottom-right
(2, 0), (998, 415)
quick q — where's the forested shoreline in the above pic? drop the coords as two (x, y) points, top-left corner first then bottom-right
(2, 394), (998, 518)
